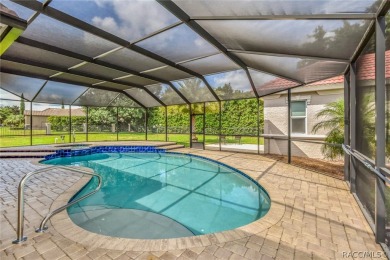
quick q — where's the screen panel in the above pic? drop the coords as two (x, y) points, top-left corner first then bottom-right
(97, 48), (165, 73)
(199, 20), (370, 60)
(0, 72), (46, 101)
(69, 63), (129, 80)
(109, 93), (140, 108)
(249, 69), (300, 97)
(124, 88), (161, 107)
(355, 33), (375, 160)
(31, 103), (70, 146)
(33, 81), (88, 105)
(142, 66), (192, 81)
(146, 84), (186, 105)
(73, 88), (119, 107)
(235, 52), (348, 84)
(0, 88), (23, 100)
(53, 73), (102, 85)
(0, 99), (31, 147)
(116, 75), (158, 86)
(204, 69), (255, 100)
(3, 42), (83, 69)
(136, 24), (219, 63)
(1, 60), (58, 78)
(22, 14), (120, 58)
(94, 81), (132, 91)
(173, 0), (380, 16)
(172, 77), (216, 103)
(50, 0), (179, 42)
(180, 53), (240, 75)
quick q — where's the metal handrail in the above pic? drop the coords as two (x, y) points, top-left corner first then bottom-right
(13, 165), (102, 244)
(342, 144), (390, 185)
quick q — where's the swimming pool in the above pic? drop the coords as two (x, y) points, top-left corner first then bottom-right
(44, 152), (270, 239)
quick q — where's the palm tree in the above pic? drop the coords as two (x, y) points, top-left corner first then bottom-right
(312, 99), (344, 159)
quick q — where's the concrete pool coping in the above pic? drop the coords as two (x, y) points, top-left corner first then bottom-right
(45, 150), (286, 252)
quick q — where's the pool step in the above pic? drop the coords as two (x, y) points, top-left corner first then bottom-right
(162, 144), (185, 150)
(0, 152), (53, 158)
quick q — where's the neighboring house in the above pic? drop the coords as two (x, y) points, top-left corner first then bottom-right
(263, 49), (390, 159)
(263, 76), (344, 159)
(24, 108), (85, 129)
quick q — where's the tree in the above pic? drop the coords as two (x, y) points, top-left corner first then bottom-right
(20, 94), (25, 116)
(4, 114), (24, 128)
(312, 99), (344, 159)
(0, 105), (19, 125)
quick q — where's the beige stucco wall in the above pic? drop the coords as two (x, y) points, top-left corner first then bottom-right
(24, 115), (48, 129)
(263, 85), (344, 159)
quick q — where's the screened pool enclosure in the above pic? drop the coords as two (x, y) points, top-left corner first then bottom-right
(0, 0), (390, 251)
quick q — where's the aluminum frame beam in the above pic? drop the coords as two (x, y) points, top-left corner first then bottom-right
(230, 49), (350, 64)
(157, 0), (260, 98)
(0, 67), (147, 109)
(0, 12), (28, 30)
(374, 15), (386, 244)
(11, 0), (220, 102)
(1, 55), (166, 107)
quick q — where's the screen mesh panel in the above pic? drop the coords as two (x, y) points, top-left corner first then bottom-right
(124, 88), (161, 107)
(116, 75), (158, 86)
(109, 93), (140, 108)
(172, 78), (216, 103)
(95, 81), (133, 91)
(1, 0), (36, 20)
(173, 0), (380, 16)
(180, 53), (240, 75)
(0, 72), (46, 101)
(3, 42), (83, 69)
(1, 60), (58, 78)
(136, 24), (219, 63)
(0, 88), (23, 100)
(249, 69), (300, 97)
(50, 0), (179, 42)
(53, 73), (102, 85)
(142, 66), (192, 81)
(97, 48), (165, 73)
(235, 52), (348, 83)
(198, 20), (370, 60)
(70, 63), (129, 79)
(204, 70), (255, 100)
(33, 81), (88, 105)
(73, 88), (119, 106)
(356, 159), (376, 222)
(146, 84), (186, 105)
(22, 15), (120, 58)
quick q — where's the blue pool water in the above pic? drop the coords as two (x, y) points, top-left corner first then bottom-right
(44, 152), (270, 239)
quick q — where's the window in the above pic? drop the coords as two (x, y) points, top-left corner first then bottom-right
(291, 100), (306, 134)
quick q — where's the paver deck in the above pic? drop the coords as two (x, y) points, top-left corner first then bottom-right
(0, 147), (386, 259)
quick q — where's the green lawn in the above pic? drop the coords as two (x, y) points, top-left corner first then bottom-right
(0, 130), (263, 148)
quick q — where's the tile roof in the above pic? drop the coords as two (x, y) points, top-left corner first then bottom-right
(24, 108), (85, 117)
(257, 50), (390, 92)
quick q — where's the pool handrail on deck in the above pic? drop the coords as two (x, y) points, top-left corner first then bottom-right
(12, 165), (102, 244)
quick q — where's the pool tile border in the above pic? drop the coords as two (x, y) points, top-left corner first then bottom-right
(46, 151), (286, 252)
(43, 146), (166, 160)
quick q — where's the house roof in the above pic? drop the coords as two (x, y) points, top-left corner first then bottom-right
(258, 50), (390, 93)
(24, 108), (85, 117)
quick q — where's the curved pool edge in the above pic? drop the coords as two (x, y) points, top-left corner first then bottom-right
(43, 151), (286, 252)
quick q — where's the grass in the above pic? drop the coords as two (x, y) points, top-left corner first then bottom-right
(0, 131), (263, 148)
